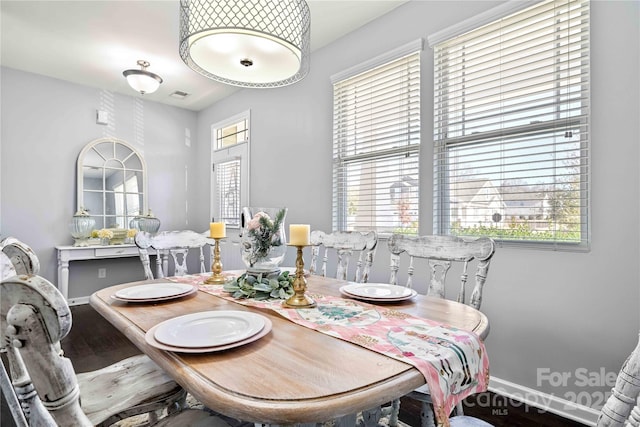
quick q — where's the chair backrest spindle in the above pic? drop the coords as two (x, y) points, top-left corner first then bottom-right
(309, 231), (378, 283)
(135, 230), (210, 279)
(388, 234), (495, 309)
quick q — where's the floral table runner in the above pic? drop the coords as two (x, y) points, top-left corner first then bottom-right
(170, 275), (489, 427)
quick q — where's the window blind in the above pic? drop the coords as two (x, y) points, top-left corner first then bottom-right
(433, 0), (590, 249)
(215, 159), (241, 227)
(333, 48), (421, 235)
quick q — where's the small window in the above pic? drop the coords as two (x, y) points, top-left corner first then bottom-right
(211, 111), (250, 228)
(215, 118), (249, 149)
(332, 41), (422, 235)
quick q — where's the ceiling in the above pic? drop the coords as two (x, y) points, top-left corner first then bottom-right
(1, 1), (408, 111)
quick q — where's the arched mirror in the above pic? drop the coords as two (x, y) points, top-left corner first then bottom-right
(77, 137), (147, 229)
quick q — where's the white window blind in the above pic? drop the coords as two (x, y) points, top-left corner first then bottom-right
(332, 48), (421, 235)
(433, 0), (590, 249)
(215, 159), (241, 227)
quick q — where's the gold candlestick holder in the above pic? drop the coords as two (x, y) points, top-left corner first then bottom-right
(283, 245), (316, 309)
(204, 238), (226, 284)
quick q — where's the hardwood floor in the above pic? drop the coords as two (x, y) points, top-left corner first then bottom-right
(1, 304), (589, 427)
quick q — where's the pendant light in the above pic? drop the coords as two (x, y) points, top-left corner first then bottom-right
(123, 60), (163, 94)
(179, 0), (311, 88)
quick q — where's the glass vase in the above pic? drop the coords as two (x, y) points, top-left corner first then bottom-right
(138, 210), (161, 234)
(240, 207), (287, 274)
(69, 209), (95, 247)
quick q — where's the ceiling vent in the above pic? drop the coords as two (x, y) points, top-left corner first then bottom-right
(170, 91), (189, 99)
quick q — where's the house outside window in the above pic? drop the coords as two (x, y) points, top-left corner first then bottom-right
(432, 0), (590, 249)
(332, 40), (422, 236)
(211, 111), (250, 228)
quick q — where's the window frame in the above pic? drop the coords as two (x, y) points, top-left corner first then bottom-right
(432, 0), (591, 251)
(331, 39), (423, 237)
(210, 110), (250, 229)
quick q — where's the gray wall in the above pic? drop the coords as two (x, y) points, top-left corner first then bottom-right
(1, 66), (199, 296)
(194, 0), (640, 420)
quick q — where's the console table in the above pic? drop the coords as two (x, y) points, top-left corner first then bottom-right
(56, 244), (140, 303)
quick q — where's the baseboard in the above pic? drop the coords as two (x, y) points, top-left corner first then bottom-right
(489, 376), (600, 426)
(68, 296), (90, 306)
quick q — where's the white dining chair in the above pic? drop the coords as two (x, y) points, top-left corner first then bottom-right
(135, 230), (210, 279)
(1, 236), (40, 278)
(383, 234), (496, 427)
(0, 237), (189, 427)
(1, 273), (233, 427)
(309, 230), (378, 283)
(1, 236), (41, 427)
(388, 234), (495, 309)
(597, 333), (640, 426)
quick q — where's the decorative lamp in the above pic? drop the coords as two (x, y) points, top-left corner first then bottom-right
(123, 60), (163, 94)
(179, 0), (311, 88)
(138, 210), (161, 234)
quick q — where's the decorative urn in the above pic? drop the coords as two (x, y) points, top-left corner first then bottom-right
(69, 208), (95, 247)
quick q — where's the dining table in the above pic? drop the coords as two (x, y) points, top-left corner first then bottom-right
(89, 271), (490, 426)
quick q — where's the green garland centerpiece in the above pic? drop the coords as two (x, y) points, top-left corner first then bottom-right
(243, 208), (286, 268)
(223, 270), (295, 300)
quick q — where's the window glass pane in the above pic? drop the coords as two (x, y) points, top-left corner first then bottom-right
(216, 119), (248, 149)
(340, 153), (419, 235)
(444, 130), (584, 242)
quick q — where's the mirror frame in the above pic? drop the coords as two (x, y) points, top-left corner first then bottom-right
(76, 137), (148, 229)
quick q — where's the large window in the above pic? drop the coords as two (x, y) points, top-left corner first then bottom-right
(433, 0), (590, 249)
(211, 111), (250, 228)
(332, 40), (422, 235)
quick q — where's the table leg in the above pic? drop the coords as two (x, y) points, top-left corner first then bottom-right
(57, 255), (69, 300)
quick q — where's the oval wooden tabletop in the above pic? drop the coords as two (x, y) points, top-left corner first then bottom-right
(90, 274), (489, 424)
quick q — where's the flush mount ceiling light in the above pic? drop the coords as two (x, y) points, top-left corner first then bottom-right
(179, 0), (311, 88)
(123, 60), (163, 94)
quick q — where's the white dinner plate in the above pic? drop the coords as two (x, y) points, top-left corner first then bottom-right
(153, 311), (265, 348)
(113, 282), (196, 301)
(339, 285), (418, 302)
(145, 317), (272, 353)
(342, 283), (413, 299)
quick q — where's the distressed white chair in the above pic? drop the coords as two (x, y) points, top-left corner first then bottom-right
(0, 237), (188, 427)
(1, 236), (40, 278)
(135, 230), (210, 279)
(1, 274), (232, 427)
(384, 234), (496, 427)
(388, 234), (495, 309)
(597, 333), (640, 426)
(309, 230), (378, 283)
(1, 236), (42, 427)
